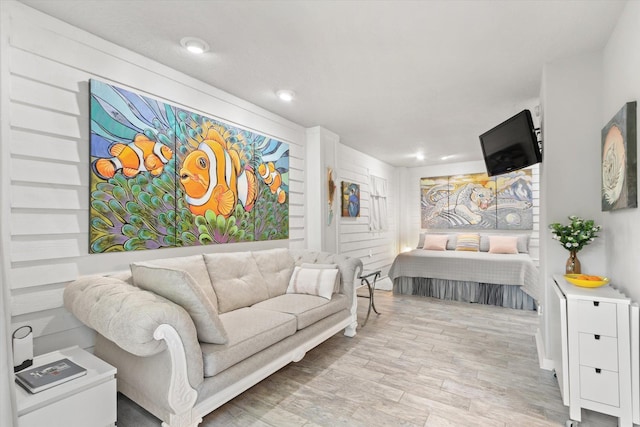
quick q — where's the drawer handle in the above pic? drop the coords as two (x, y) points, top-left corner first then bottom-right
(595, 335), (600, 340)
(593, 301), (600, 307)
(595, 368), (602, 374)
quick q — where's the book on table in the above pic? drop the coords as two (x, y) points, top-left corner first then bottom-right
(15, 358), (87, 393)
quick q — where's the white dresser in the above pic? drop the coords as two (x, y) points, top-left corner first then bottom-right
(552, 275), (632, 426)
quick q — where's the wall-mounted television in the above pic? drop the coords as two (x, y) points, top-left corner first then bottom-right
(479, 109), (541, 177)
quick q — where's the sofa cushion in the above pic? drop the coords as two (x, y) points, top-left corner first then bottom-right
(130, 263), (228, 344)
(201, 307), (296, 377)
(141, 255), (218, 308)
(286, 266), (338, 300)
(252, 248), (295, 298)
(204, 252), (269, 313)
(252, 293), (348, 330)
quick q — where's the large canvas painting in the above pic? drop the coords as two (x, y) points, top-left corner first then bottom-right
(90, 80), (289, 253)
(602, 101), (637, 211)
(420, 169), (533, 229)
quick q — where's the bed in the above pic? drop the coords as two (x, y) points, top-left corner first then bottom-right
(389, 234), (540, 310)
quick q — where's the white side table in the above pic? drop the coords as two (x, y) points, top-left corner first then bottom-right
(15, 345), (117, 427)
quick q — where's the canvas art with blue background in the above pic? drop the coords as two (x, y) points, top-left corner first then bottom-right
(89, 80), (289, 253)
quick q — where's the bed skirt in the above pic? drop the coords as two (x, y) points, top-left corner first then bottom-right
(393, 277), (537, 310)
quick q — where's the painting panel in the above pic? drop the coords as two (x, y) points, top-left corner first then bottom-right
(89, 79), (178, 253)
(420, 175), (451, 228)
(89, 80), (289, 252)
(341, 181), (360, 217)
(602, 101), (637, 211)
(420, 170), (533, 230)
(446, 173), (496, 229)
(495, 169), (533, 230)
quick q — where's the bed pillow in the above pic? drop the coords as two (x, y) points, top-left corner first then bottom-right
(455, 233), (480, 252)
(287, 266), (339, 300)
(488, 235), (519, 254)
(517, 235), (530, 254)
(422, 234), (448, 251)
(130, 263), (228, 344)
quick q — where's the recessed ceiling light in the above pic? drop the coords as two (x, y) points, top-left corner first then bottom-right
(416, 153), (425, 161)
(276, 90), (295, 102)
(440, 155), (454, 161)
(180, 37), (209, 54)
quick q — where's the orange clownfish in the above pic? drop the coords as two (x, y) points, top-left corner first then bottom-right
(258, 162), (286, 204)
(179, 136), (257, 218)
(93, 134), (173, 179)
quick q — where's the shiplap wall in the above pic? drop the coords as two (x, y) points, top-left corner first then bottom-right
(1, 2), (307, 356)
(336, 144), (398, 288)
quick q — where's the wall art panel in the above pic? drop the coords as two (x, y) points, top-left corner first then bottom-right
(420, 169), (532, 230)
(341, 181), (360, 217)
(602, 101), (637, 211)
(89, 80), (288, 253)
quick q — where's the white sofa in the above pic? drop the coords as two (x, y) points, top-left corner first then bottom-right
(64, 248), (363, 427)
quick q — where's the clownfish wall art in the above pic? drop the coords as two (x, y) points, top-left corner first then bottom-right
(258, 162), (286, 204)
(179, 128), (258, 218)
(89, 79), (289, 253)
(92, 134), (173, 179)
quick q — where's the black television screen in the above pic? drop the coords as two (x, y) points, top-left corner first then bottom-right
(479, 109), (541, 177)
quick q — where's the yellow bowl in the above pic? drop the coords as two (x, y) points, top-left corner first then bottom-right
(564, 274), (610, 288)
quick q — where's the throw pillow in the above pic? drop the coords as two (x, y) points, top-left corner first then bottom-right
(488, 235), (519, 254)
(422, 234), (448, 251)
(130, 263), (228, 344)
(455, 233), (480, 252)
(287, 266), (339, 300)
(301, 263), (341, 293)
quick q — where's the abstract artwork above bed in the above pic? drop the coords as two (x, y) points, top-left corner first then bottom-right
(420, 169), (533, 230)
(89, 79), (289, 253)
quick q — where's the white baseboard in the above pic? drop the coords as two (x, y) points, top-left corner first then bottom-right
(536, 328), (553, 371)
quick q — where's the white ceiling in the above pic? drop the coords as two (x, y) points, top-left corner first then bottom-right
(18, 0), (626, 167)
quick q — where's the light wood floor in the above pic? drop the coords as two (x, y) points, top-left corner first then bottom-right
(117, 291), (618, 426)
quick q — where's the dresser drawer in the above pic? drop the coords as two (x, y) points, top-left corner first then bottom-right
(576, 300), (617, 336)
(579, 366), (619, 407)
(578, 333), (618, 371)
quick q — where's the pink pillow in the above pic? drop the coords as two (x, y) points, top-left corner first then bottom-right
(488, 235), (519, 254)
(423, 234), (448, 251)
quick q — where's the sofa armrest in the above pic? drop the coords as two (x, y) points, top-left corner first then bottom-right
(63, 275), (204, 387)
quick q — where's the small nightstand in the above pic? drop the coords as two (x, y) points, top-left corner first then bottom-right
(15, 345), (117, 427)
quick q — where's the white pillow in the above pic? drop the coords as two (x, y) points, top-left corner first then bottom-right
(422, 234), (448, 251)
(488, 235), (519, 254)
(131, 263), (228, 344)
(287, 266), (339, 300)
(301, 263), (341, 293)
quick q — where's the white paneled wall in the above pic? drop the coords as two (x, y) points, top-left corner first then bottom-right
(1, 2), (306, 355)
(336, 145), (398, 288)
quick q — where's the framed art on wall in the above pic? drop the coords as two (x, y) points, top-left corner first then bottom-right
(602, 101), (637, 211)
(341, 181), (360, 217)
